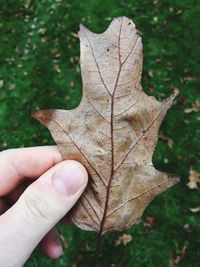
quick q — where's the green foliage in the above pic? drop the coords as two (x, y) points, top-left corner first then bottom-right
(0, 0), (199, 266)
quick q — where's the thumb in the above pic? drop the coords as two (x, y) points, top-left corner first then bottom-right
(0, 160), (88, 267)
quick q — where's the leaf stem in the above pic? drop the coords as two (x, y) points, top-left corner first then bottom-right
(91, 232), (103, 267)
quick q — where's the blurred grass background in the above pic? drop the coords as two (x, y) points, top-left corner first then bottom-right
(0, 0), (200, 266)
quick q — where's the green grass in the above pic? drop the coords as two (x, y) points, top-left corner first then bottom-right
(0, 0), (200, 266)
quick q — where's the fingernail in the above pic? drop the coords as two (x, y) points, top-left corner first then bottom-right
(52, 162), (86, 197)
(52, 243), (63, 259)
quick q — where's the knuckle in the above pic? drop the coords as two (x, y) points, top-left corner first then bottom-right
(21, 188), (51, 223)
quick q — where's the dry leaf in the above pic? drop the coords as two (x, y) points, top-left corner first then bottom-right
(144, 216), (156, 228)
(59, 234), (68, 249)
(72, 254), (82, 267)
(69, 81), (75, 89)
(173, 87), (180, 96)
(54, 64), (61, 73)
(189, 206), (200, 213)
(159, 132), (174, 149)
(184, 76), (196, 81)
(33, 17), (179, 235)
(187, 167), (200, 189)
(170, 245), (187, 265)
(183, 224), (193, 233)
(115, 234), (133, 246)
(148, 70), (154, 77)
(0, 80), (3, 88)
(55, 53), (61, 59)
(184, 100), (200, 113)
(149, 87), (154, 93)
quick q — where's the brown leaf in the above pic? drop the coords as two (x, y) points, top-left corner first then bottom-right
(69, 81), (75, 89)
(72, 254), (82, 267)
(184, 100), (200, 114)
(159, 132), (174, 149)
(59, 234), (68, 249)
(183, 224), (193, 233)
(33, 17), (179, 235)
(187, 167), (200, 189)
(173, 87), (180, 96)
(115, 233), (133, 246)
(144, 216), (156, 228)
(148, 70), (154, 77)
(55, 53), (61, 59)
(170, 245), (187, 265)
(54, 64), (61, 73)
(148, 86), (154, 93)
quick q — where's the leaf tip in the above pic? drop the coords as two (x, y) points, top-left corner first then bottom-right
(32, 109), (54, 126)
(167, 173), (181, 187)
(31, 109), (39, 120)
(163, 93), (178, 110)
(79, 23), (92, 35)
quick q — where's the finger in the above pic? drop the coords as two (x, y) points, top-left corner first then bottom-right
(0, 146), (62, 196)
(0, 160), (88, 267)
(40, 228), (62, 259)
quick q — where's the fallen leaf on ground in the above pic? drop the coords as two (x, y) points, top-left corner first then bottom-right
(144, 216), (156, 228)
(159, 132), (174, 149)
(72, 254), (82, 267)
(170, 245), (187, 265)
(0, 80), (3, 88)
(189, 206), (200, 213)
(184, 76), (197, 81)
(187, 167), (200, 189)
(33, 16), (179, 235)
(69, 81), (75, 89)
(148, 70), (154, 77)
(54, 64), (61, 73)
(184, 100), (200, 113)
(115, 234), (133, 246)
(59, 234), (68, 249)
(183, 224), (193, 233)
(173, 87), (180, 96)
(148, 87), (154, 93)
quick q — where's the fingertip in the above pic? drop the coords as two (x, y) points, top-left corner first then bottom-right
(52, 160), (88, 197)
(63, 160), (88, 186)
(49, 243), (63, 259)
(40, 228), (63, 259)
(0, 146), (63, 196)
(42, 241), (63, 259)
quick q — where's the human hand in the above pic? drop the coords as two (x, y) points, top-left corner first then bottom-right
(0, 146), (88, 267)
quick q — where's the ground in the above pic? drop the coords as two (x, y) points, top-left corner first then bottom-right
(0, 0), (199, 266)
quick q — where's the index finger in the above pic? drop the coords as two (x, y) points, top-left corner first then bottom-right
(0, 146), (62, 196)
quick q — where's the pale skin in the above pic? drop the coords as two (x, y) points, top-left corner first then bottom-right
(0, 146), (88, 267)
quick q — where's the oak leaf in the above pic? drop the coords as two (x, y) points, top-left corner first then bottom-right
(115, 234), (133, 246)
(184, 100), (200, 113)
(187, 167), (200, 189)
(189, 206), (200, 213)
(33, 17), (179, 236)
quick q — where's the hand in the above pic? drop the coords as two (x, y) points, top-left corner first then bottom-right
(0, 146), (88, 267)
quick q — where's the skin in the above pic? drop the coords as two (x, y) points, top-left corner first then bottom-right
(0, 146), (88, 267)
